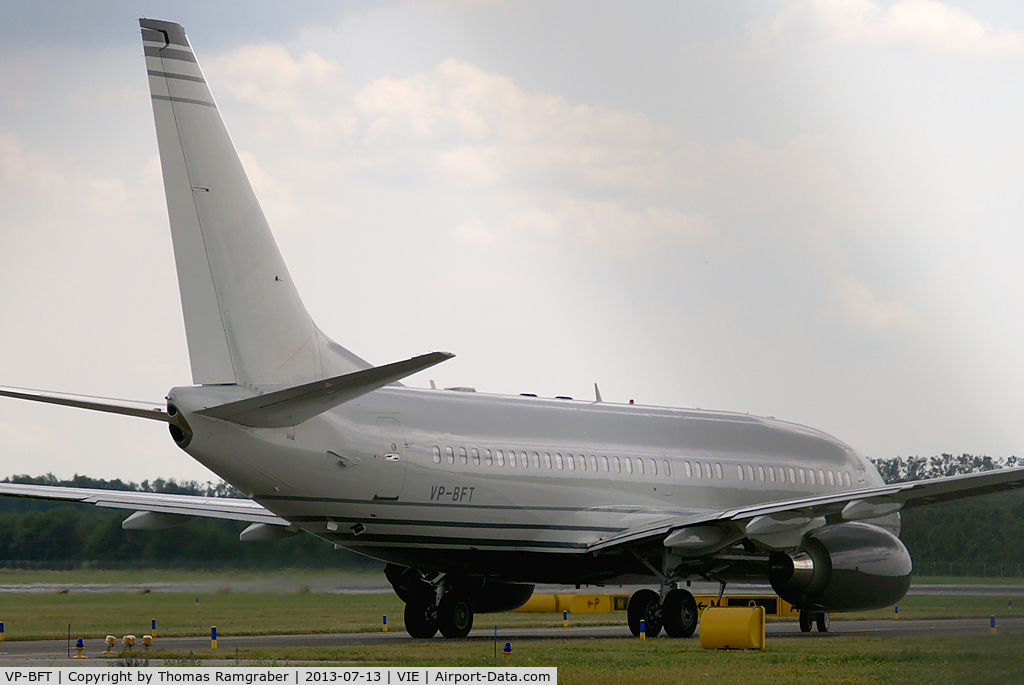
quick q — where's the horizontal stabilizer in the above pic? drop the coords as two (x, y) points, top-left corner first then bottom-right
(197, 351), (454, 428)
(0, 386), (168, 422)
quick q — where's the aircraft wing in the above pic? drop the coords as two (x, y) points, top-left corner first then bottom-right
(0, 483), (287, 526)
(589, 465), (1024, 553)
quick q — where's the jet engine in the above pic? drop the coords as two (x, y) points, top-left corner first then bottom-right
(768, 521), (912, 611)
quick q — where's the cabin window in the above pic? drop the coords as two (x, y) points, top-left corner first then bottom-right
(532, 452), (541, 469)
(809, 470), (816, 485)
(556, 453), (564, 470)
(736, 464), (744, 481)
(715, 463), (722, 479)
(471, 447), (480, 465)
(778, 467), (786, 484)
(579, 455), (587, 472)
(485, 449), (493, 466)
(432, 446), (441, 464)
(650, 459), (658, 476)
(567, 454), (576, 471)
(685, 461), (693, 478)
(818, 469), (825, 485)
(522, 451), (530, 469)
(590, 455), (599, 472)
(544, 452), (552, 469)
(789, 467), (797, 483)
(625, 457), (633, 474)
(445, 447), (455, 464)
(601, 456), (610, 472)
(508, 451), (517, 467)
(844, 472), (851, 487)
(758, 465), (765, 482)
(459, 447), (468, 465)
(828, 470), (835, 486)
(694, 462), (701, 478)
(799, 469), (806, 484)
(496, 449), (505, 467)
(768, 466), (776, 483)
(747, 465), (755, 481)
(614, 456), (622, 473)
(664, 460), (672, 477)
(637, 458), (645, 475)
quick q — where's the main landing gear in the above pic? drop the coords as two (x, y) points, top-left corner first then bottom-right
(799, 609), (830, 633)
(627, 586), (699, 638)
(386, 565), (474, 639)
(404, 589), (474, 639)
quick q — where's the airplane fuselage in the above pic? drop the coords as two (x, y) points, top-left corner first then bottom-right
(169, 383), (890, 584)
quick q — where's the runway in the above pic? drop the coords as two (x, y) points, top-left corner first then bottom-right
(0, 617), (1020, 666)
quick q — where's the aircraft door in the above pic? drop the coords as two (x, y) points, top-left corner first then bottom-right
(375, 417), (408, 500)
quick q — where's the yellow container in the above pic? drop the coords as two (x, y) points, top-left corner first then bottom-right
(515, 594), (559, 613)
(569, 594), (613, 613)
(699, 606), (765, 650)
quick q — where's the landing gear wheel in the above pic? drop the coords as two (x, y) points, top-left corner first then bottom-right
(404, 598), (438, 639)
(816, 611), (830, 633)
(799, 610), (813, 633)
(438, 591), (474, 638)
(662, 589), (698, 638)
(627, 589), (662, 637)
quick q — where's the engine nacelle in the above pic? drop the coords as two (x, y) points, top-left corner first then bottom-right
(768, 521), (912, 611)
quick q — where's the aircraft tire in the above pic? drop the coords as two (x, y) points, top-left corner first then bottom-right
(661, 589), (698, 638)
(404, 599), (439, 639)
(627, 589), (663, 637)
(438, 590), (474, 639)
(816, 611), (830, 633)
(799, 610), (813, 633)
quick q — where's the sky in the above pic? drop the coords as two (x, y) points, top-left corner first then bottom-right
(2, 1), (1024, 484)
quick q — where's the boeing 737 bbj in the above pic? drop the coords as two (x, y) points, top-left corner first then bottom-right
(2, 19), (1023, 639)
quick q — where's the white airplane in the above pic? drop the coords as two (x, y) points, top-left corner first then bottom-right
(2, 18), (1024, 640)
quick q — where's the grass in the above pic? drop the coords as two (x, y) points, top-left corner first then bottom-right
(135, 635), (1024, 685)
(1, 573), (1022, 683)
(1, 569), (1023, 639)
(0, 567), (381, 585)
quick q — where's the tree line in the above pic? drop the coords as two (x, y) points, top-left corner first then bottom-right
(868, 454), (1024, 569)
(0, 455), (1021, 572)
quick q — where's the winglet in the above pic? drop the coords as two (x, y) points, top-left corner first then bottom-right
(198, 352), (454, 428)
(594, 383), (603, 403)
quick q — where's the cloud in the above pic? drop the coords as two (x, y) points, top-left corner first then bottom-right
(777, 0), (1024, 56)
(0, 129), (135, 221)
(353, 58), (678, 192)
(0, 130), (63, 188)
(204, 45), (352, 136)
(831, 272), (923, 335)
(205, 45), (914, 338)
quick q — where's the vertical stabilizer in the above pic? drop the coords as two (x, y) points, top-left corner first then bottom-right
(140, 19), (369, 386)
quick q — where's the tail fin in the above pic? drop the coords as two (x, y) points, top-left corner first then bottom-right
(140, 19), (368, 386)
